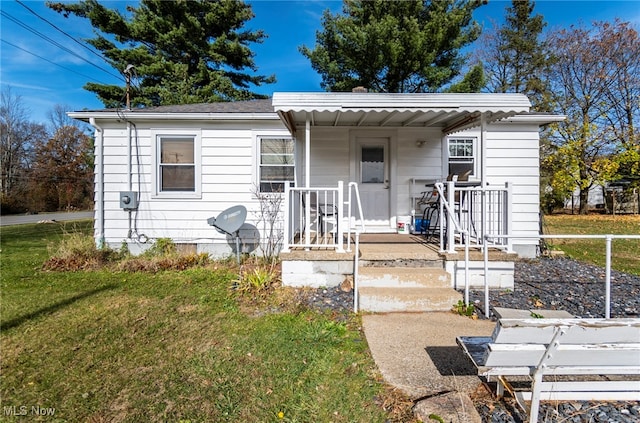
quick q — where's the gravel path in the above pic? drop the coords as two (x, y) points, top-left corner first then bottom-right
(299, 256), (640, 423)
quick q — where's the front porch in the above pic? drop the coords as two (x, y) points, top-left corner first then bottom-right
(281, 233), (518, 313)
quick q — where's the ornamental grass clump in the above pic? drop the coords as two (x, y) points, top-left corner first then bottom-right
(43, 230), (120, 271)
(233, 260), (279, 299)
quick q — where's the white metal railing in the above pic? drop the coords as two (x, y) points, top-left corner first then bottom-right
(282, 181), (364, 253)
(483, 233), (640, 319)
(440, 181), (512, 253)
(434, 182), (471, 305)
(346, 182), (365, 252)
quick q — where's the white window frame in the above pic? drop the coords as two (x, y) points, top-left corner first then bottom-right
(255, 134), (295, 193)
(151, 129), (201, 199)
(447, 137), (477, 178)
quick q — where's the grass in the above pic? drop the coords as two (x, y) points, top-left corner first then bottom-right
(543, 214), (640, 276)
(0, 221), (401, 422)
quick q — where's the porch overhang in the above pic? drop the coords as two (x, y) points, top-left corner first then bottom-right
(272, 92), (531, 135)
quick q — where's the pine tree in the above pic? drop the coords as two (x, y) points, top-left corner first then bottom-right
(299, 0), (485, 93)
(48, 0), (275, 108)
(478, 0), (552, 111)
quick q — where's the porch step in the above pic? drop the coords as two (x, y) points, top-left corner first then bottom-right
(358, 267), (450, 288)
(358, 287), (462, 313)
(357, 266), (462, 312)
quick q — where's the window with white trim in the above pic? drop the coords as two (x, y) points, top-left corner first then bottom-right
(259, 137), (295, 192)
(153, 131), (201, 197)
(447, 138), (475, 177)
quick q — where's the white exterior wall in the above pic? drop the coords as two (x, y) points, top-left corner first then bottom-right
(483, 122), (541, 258)
(94, 118), (289, 256)
(94, 116), (542, 258)
(395, 128), (443, 218)
(297, 124), (540, 257)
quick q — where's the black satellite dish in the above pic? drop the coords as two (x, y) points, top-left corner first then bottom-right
(207, 205), (247, 263)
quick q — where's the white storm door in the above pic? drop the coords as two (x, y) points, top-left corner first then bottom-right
(358, 138), (390, 229)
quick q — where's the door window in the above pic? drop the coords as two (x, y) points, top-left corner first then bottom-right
(361, 146), (385, 183)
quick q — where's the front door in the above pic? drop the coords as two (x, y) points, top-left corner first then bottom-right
(357, 138), (391, 230)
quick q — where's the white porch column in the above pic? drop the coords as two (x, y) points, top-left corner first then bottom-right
(304, 114), (311, 247)
(480, 113), (487, 184)
(305, 114), (310, 188)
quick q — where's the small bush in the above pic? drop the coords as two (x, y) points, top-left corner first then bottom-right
(451, 300), (476, 318)
(142, 238), (177, 257)
(234, 263), (279, 298)
(43, 231), (120, 271)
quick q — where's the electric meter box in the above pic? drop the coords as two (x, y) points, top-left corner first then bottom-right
(119, 191), (138, 210)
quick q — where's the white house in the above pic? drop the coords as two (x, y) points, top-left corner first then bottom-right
(70, 92), (564, 297)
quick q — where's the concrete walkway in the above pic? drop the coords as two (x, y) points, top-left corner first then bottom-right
(362, 312), (495, 421)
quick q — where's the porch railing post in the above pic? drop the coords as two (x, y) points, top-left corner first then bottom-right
(304, 190), (311, 249)
(336, 181), (345, 253)
(446, 180), (456, 253)
(481, 184), (487, 251)
(505, 182), (513, 252)
(605, 235), (612, 319)
(282, 182), (291, 253)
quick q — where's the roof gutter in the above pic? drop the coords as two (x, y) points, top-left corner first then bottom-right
(68, 111), (280, 122)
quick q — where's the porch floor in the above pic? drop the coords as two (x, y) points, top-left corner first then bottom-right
(282, 233), (517, 262)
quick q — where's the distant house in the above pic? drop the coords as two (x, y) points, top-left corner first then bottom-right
(70, 92), (564, 265)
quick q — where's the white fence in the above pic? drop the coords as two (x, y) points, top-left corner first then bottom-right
(439, 181), (512, 253)
(482, 234), (640, 319)
(282, 181), (364, 253)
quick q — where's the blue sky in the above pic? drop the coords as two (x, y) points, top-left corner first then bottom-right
(1, 0), (639, 124)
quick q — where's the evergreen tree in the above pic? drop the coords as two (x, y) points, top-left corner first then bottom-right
(299, 0), (486, 93)
(478, 0), (552, 111)
(48, 0), (275, 108)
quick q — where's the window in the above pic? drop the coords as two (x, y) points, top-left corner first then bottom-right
(447, 138), (475, 177)
(259, 137), (295, 192)
(361, 146), (385, 183)
(153, 131), (201, 197)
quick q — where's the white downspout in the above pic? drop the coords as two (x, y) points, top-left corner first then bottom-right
(90, 118), (105, 248)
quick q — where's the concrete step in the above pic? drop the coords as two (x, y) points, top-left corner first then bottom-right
(358, 287), (463, 313)
(358, 266), (451, 289)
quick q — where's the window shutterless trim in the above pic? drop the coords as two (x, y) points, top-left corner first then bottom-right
(151, 130), (202, 199)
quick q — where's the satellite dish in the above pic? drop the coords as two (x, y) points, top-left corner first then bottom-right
(207, 205), (247, 263)
(226, 223), (260, 254)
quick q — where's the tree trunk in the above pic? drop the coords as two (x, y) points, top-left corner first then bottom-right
(578, 186), (589, 214)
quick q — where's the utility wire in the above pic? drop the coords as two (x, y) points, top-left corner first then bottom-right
(1, 10), (123, 82)
(15, 0), (124, 82)
(1, 39), (113, 85)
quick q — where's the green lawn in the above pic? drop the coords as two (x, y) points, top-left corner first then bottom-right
(0, 221), (394, 422)
(543, 214), (640, 275)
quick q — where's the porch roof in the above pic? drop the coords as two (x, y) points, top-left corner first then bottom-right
(272, 92), (531, 135)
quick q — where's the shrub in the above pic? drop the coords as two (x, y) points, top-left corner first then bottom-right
(142, 238), (177, 257)
(43, 231), (119, 271)
(233, 262), (279, 298)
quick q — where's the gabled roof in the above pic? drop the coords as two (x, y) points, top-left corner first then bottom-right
(272, 92), (532, 135)
(68, 93), (560, 134)
(68, 99), (277, 121)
